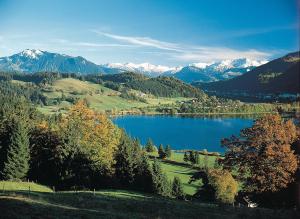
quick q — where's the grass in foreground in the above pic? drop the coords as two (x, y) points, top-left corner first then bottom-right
(1, 182), (299, 219)
(0, 181), (52, 193)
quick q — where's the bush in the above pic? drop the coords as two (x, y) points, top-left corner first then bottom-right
(208, 169), (238, 204)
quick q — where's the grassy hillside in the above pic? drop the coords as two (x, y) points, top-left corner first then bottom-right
(1, 182), (298, 219)
(0, 181), (52, 193)
(39, 78), (189, 114)
(97, 72), (205, 98)
(148, 152), (218, 195)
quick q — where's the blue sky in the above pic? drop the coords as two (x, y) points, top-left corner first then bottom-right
(0, 0), (299, 66)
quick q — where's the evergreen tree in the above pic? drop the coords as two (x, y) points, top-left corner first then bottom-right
(145, 138), (156, 152)
(115, 134), (153, 192)
(158, 144), (166, 159)
(203, 150), (209, 171)
(195, 152), (200, 165)
(172, 176), (185, 200)
(213, 156), (221, 169)
(151, 159), (171, 197)
(115, 132), (137, 187)
(135, 152), (153, 192)
(189, 151), (196, 164)
(183, 152), (189, 163)
(132, 138), (142, 154)
(165, 144), (172, 158)
(2, 119), (30, 180)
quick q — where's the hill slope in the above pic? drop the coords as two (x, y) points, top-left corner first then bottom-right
(196, 52), (300, 95)
(1, 182), (298, 219)
(98, 72), (205, 98)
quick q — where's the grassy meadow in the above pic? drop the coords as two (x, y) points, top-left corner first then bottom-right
(0, 181), (53, 193)
(1, 181), (298, 219)
(148, 151), (218, 195)
(38, 78), (190, 114)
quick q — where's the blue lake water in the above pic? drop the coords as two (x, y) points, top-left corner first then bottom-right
(112, 115), (253, 153)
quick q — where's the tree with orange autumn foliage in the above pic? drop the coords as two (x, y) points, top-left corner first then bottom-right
(29, 100), (121, 189)
(59, 100), (121, 174)
(222, 114), (298, 193)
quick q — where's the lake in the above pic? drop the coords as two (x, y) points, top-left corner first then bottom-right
(112, 115), (254, 153)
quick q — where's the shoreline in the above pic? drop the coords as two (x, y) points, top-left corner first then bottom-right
(109, 110), (278, 117)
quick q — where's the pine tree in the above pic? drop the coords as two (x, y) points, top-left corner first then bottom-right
(115, 134), (154, 192)
(135, 152), (153, 192)
(203, 150), (209, 171)
(132, 138), (142, 154)
(189, 151), (196, 164)
(145, 138), (155, 152)
(183, 152), (189, 163)
(172, 176), (185, 200)
(158, 144), (166, 159)
(151, 159), (171, 197)
(165, 144), (172, 158)
(115, 133), (137, 187)
(2, 119), (30, 180)
(195, 152), (200, 165)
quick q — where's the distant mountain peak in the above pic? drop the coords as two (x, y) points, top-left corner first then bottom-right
(198, 51), (300, 96)
(0, 49), (268, 82)
(171, 58), (269, 83)
(19, 49), (44, 59)
(189, 62), (211, 69)
(101, 62), (183, 76)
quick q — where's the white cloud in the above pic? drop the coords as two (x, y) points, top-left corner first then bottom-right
(92, 30), (181, 51)
(92, 31), (272, 62)
(173, 47), (272, 62)
(0, 30), (274, 64)
(50, 38), (138, 48)
(73, 42), (138, 48)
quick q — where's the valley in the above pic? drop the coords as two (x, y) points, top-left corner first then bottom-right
(1, 1), (299, 218)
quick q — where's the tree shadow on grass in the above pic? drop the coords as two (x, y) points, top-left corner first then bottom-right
(1, 190), (299, 219)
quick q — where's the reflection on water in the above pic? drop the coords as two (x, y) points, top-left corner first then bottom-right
(112, 115), (254, 153)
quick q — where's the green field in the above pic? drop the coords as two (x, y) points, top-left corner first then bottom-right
(158, 161), (200, 195)
(148, 152), (218, 195)
(1, 181), (298, 219)
(0, 181), (53, 193)
(38, 78), (189, 114)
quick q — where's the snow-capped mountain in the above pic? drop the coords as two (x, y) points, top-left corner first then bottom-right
(101, 62), (182, 77)
(0, 49), (102, 74)
(0, 49), (268, 82)
(171, 58), (268, 83)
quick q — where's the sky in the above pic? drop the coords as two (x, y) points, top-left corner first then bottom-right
(0, 0), (299, 66)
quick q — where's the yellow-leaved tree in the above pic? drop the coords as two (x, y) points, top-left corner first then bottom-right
(60, 100), (121, 174)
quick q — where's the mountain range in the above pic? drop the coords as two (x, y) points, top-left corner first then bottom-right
(196, 51), (300, 96)
(0, 49), (267, 83)
(169, 59), (267, 83)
